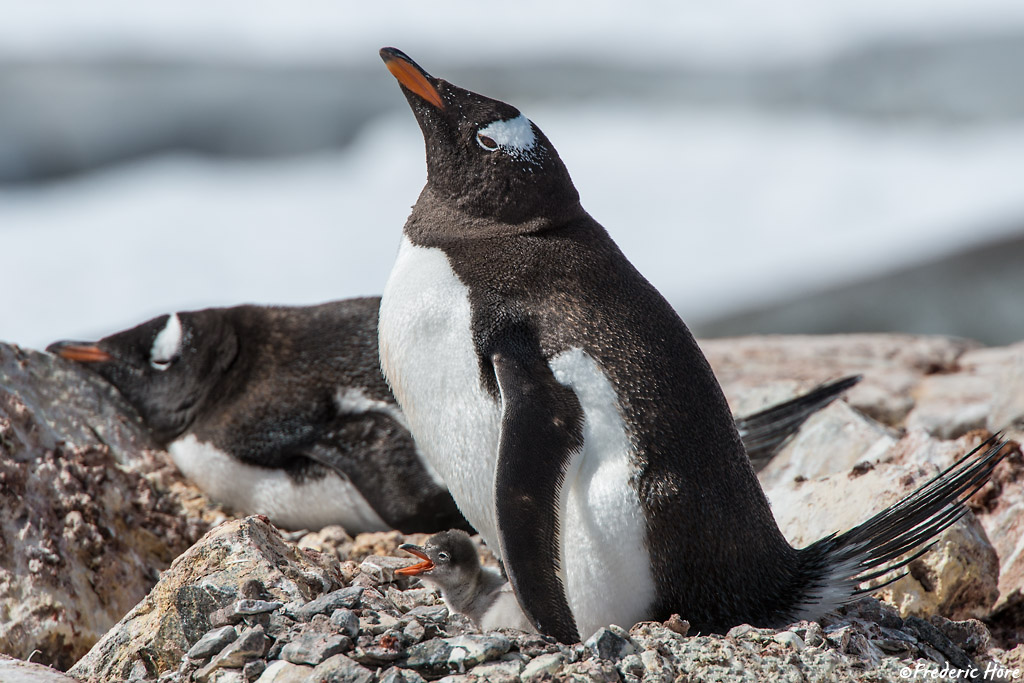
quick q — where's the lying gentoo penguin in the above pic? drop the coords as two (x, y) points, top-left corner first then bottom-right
(396, 530), (536, 634)
(47, 298), (470, 534)
(376, 47), (1009, 643)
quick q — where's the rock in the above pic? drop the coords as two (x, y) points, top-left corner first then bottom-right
(253, 660), (313, 683)
(875, 519), (1000, 621)
(291, 587), (363, 621)
(279, 633), (350, 666)
(378, 667), (428, 683)
(661, 615), (690, 637)
(403, 619), (426, 644)
(69, 516), (343, 681)
(195, 627), (268, 680)
(560, 659), (621, 682)
(308, 654), (374, 683)
(0, 344), (206, 669)
(296, 526), (354, 562)
(405, 606), (449, 624)
(330, 609), (361, 639)
(468, 657), (524, 682)
(243, 659), (266, 681)
(970, 446), (1024, 609)
(585, 626), (636, 661)
(520, 652), (565, 681)
(234, 600), (284, 616)
(404, 635), (512, 676)
(358, 556), (418, 586)
(767, 431), (1002, 620)
(0, 655), (85, 682)
(347, 532), (426, 564)
(187, 626), (239, 661)
(758, 401), (898, 489)
(704, 334), (977, 427)
(773, 630), (806, 650)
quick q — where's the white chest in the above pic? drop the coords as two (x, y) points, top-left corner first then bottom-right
(167, 434), (389, 533)
(379, 237), (503, 546)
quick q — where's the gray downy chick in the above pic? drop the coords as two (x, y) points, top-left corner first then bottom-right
(397, 530), (536, 633)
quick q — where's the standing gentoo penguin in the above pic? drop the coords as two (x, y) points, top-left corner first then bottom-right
(396, 530), (536, 634)
(376, 47), (1008, 644)
(47, 298), (470, 534)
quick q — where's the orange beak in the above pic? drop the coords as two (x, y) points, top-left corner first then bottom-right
(50, 343), (112, 363)
(395, 544), (435, 576)
(380, 47), (445, 110)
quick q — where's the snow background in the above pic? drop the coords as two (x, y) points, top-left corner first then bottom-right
(3, 2), (1024, 349)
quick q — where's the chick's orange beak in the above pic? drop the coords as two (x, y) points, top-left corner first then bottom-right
(396, 543), (435, 576)
(380, 47), (445, 110)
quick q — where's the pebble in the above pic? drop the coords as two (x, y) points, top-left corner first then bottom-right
(279, 633), (351, 666)
(234, 599), (283, 616)
(187, 625), (239, 661)
(290, 586), (363, 621)
(360, 611), (400, 635)
(360, 587), (400, 613)
(198, 626), (268, 678)
(404, 605), (449, 623)
(253, 660), (314, 683)
(403, 618), (426, 644)
(330, 608), (360, 639)
(309, 654), (374, 683)
(378, 667), (428, 683)
(772, 631), (805, 650)
(359, 555), (417, 585)
(520, 652), (564, 681)
(585, 625), (637, 661)
(405, 634), (512, 675)
(241, 659), (265, 682)
(468, 657), (524, 683)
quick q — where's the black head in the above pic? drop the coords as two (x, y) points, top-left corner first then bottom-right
(395, 529), (482, 589)
(380, 47), (580, 229)
(47, 309), (239, 443)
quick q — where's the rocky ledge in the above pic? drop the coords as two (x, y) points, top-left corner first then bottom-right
(1, 335), (1023, 682)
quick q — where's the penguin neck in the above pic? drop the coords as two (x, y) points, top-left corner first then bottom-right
(404, 186), (585, 247)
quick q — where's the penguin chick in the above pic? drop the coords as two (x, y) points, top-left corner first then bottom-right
(396, 530), (536, 634)
(48, 298), (470, 535)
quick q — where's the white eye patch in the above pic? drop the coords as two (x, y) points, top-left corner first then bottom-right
(476, 114), (541, 163)
(150, 313), (182, 369)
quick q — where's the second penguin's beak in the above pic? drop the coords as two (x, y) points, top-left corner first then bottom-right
(380, 47), (445, 110)
(396, 543), (435, 576)
(47, 341), (112, 363)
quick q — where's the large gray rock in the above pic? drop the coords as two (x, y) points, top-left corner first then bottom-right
(767, 431), (1002, 621)
(68, 516), (344, 682)
(0, 344), (206, 669)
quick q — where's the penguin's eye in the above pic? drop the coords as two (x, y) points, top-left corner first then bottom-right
(437, 551), (451, 563)
(476, 133), (498, 151)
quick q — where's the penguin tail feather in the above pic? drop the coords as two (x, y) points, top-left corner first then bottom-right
(788, 433), (1010, 621)
(738, 375), (862, 471)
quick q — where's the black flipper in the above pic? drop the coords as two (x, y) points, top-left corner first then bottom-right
(790, 434), (1010, 621)
(488, 326), (584, 644)
(302, 411), (473, 534)
(737, 375), (862, 472)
